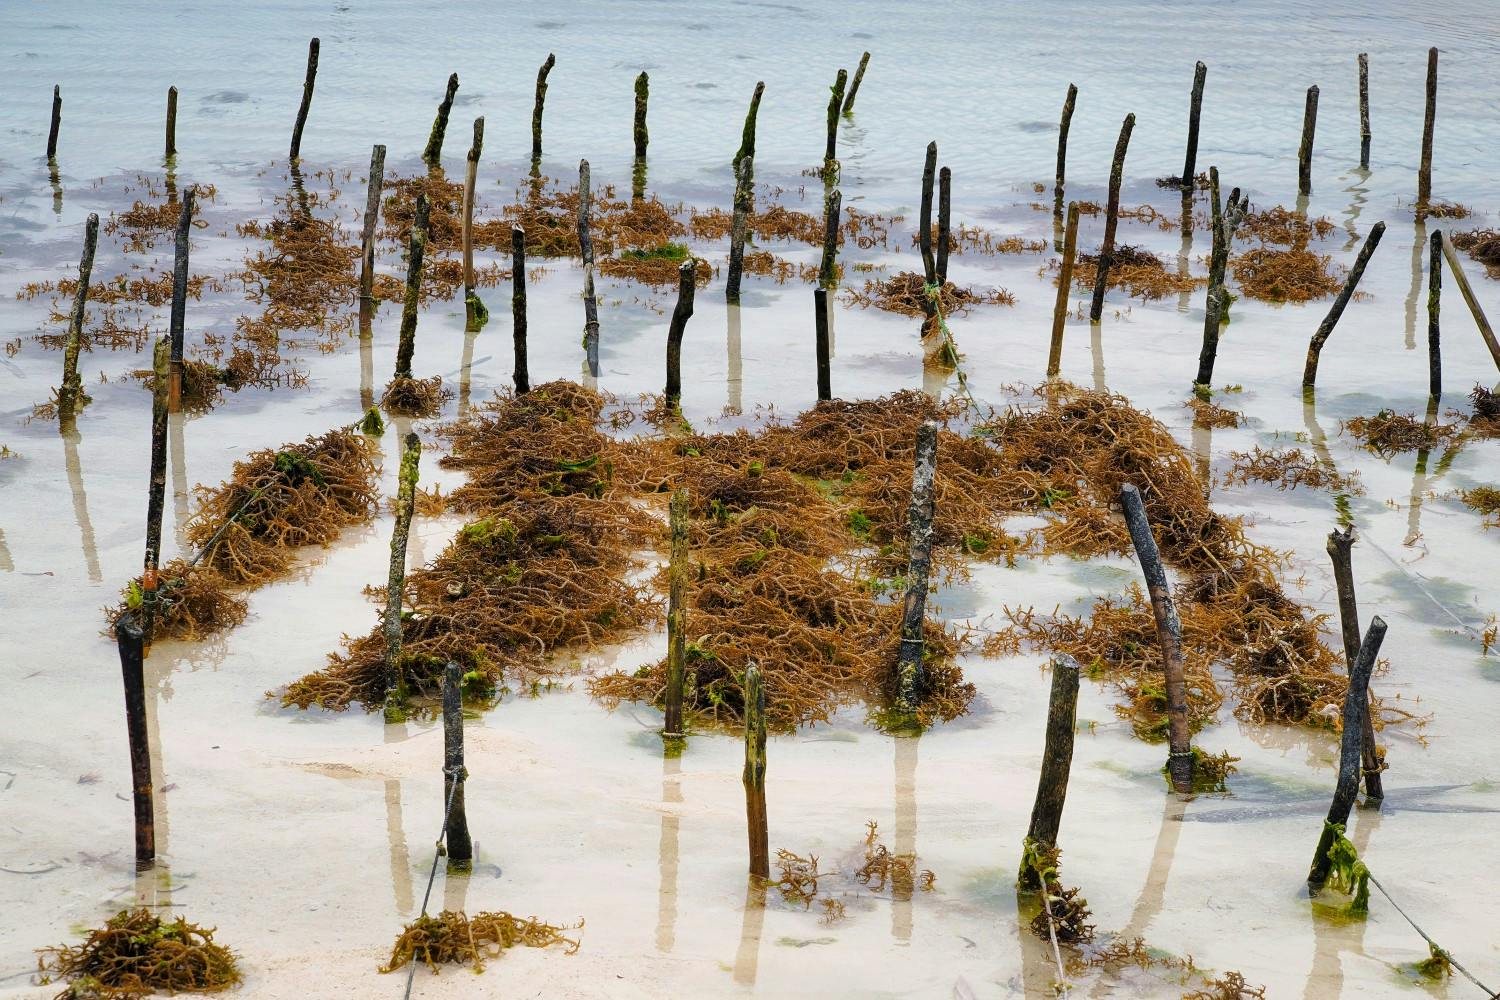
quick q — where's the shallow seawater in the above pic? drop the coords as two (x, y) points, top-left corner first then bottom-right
(2, 2), (1499, 998)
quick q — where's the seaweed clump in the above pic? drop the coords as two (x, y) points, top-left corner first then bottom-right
(381, 375), (449, 417)
(1229, 247), (1344, 302)
(1222, 447), (1363, 495)
(103, 558), (248, 642)
(1343, 410), (1459, 458)
(1071, 245), (1203, 301)
(381, 910), (581, 975)
(36, 909), (239, 999)
(1449, 229), (1500, 278)
(845, 271), (1014, 317)
(1462, 486), (1500, 528)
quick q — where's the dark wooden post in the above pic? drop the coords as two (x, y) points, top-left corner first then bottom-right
(359, 144), (386, 307)
(1301, 221), (1386, 387)
(47, 85), (62, 160)
(1308, 616), (1386, 893)
(383, 433), (420, 722)
(423, 73), (460, 167)
(511, 225), (529, 394)
(1089, 113), (1136, 322)
(664, 489), (688, 741)
(727, 156), (753, 304)
(1047, 202), (1080, 379)
(462, 117), (485, 331)
(531, 54), (556, 163)
(919, 142), (937, 284)
(936, 166), (951, 285)
(895, 421), (938, 713)
(289, 37), (319, 161)
(166, 189), (195, 413)
(1358, 54), (1371, 169)
(818, 187), (841, 288)
(142, 338), (170, 642)
(394, 193), (430, 381)
(1180, 61), (1207, 187)
(442, 661), (473, 872)
(1428, 229), (1442, 399)
(1019, 655), (1080, 890)
(1418, 47), (1437, 206)
(814, 287), (832, 401)
(1438, 232), (1500, 373)
(665, 260), (696, 407)
(742, 664), (769, 880)
(634, 71), (650, 160)
(579, 160), (600, 377)
(824, 68), (848, 170)
(842, 52), (871, 113)
(1119, 483), (1193, 793)
(1298, 85), (1319, 198)
(165, 86), (178, 159)
(733, 81), (765, 179)
(1326, 528), (1384, 802)
(58, 212), (99, 418)
(114, 614), (155, 869)
(1196, 171), (1248, 391)
(1054, 84), (1077, 217)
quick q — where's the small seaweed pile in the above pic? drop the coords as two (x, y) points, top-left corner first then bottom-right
(599, 243), (713, 288)
(1462, 486), (1500, 528)
(1020, 840), (1094, 944)
(1222, 447), (1363, 495)
(381, 910), (581, 975)
(1230, 247), (1344, 302)
(771, 821), (935, 918)
(846, 272), (1014, 318)
(1239, 206), (1334, 247)
(1468, 383), (1500, 433)
(1343, 410), (1460, 458)
(36, 909), (239, 999)
(1071, 245), (1203, 301)
(1185, 397), (1242, 429)
(1450, 229), (1500, 278)
(382, 172), (465, 250)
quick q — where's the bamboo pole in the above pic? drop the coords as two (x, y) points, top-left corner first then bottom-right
(1047, 202), (1080, 379)
(1308, 616), (1386, 893)
(733, 82), (765, 177)
(165, 86), (178, 159)
(1418, 47), (1437, 206)
(423, 73), (460, 167)
(1053, 84), (1077, 217)
(818, 187), (841, 288)
(895, 421), (938, 714)
(442, 661), (473, 872)
(664, 488), (689, 741)
(936, 166), (951, 285)
(742, 664), (769, 880)
(1358, 54), (1371, 170)
(842, 52), (871, 113)
(58, 212), (99, 417)
(1018, 655), (1080, 890)
(289, 38), (319, 161)
(634, 71), (650, 160)
(665, 260), (696, 408)
(47, 85), (62, 160)
(394, 193), (430, 380)
(1301, 221), (1386, 387)
(1298, 85), (1319, 197)
(1119, 483), (1193, 793)
(462, 117), (485, 331)
(824, 69), (848, 170)
(114, 614), (155, 869)
(142, 339), (170, 642)
(511, 225), (529, 394)
(359, 144), (386, 307)
(531, 54), (556, 163)
(919, 142), (937, 283)
(579, 160), (600, 376)
(1089, 113), (1136, 322)
(1439, 232), (1500, 372)
(1180, 61), (1207, 188)
(1326, 528), (1384, 802)
(383, 433), (420, 723)
(1428, 229), (1442, 399)
(727, 156), (753, 304)
(814, 287), (832, 401)
(166, 189), (195, 413)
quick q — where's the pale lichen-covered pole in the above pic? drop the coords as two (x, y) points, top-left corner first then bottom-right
(727, 156), (753, 304)
(895, 421), (938, 714)
(579, 160), (601, 376)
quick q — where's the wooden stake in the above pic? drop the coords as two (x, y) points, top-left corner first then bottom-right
(1438, 233), (1500, 372)
(1418, 47), (1437, 206)
(842, 52), (871, 113)
(59, 212), (99, 417)
(165, 86), (178, 159)
(1180, 61), (1207, 188)
(166, 189), (195, 413)
(423, 73), (460, 167)
(394, 193), (430, 380)
(895, 420), (938, 713)
(1358, 54), (1371, 170)
(1301, 221), (1386, 387)
(936, 166), (951, 285)
(142, 338), (170, 641)
(919, 142), (937, 284)
(733, 82), (765, 177)
(1428, 228), (1442, 399)
(727, 156), (753, 304)
(289, 38), (319, 161)
(359, 144), (386, 306)
(579, 159), (600, 376)
(818, 187), (841, 288)
(1298, 85), (1319, 198)
(1019, 655), (1080, 890)
(1047, 202), (1080, 379)
(824, 69), (848, 169)
(47, 85), (62, 160)
(114, 614), (155, 869)
(383, 433), (420, 722)
(511, 225), (529, 394)
(665, 260), (696, 407)
(442, 661), (473, 872)
(814, 287), (832, 401)
(634, 71), (650, 160)
(1089, 113), (1136, 322)
(1195, 170), (1248, 390)
(664, 488), (689, 740)
(1326, 528), (1384, 802)
(742, 664), (769, 880)
(1119, 483), (1193, 793)
(462, 117), (485, 331)
(1307, 616), (1386, 894)
(1054, 84), (1077, 216)
(531, 54), (556, 163)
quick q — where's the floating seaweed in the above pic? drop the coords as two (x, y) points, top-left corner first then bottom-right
(1071, 245), (1204, 301)
(845, 271), (1014, 318)
(1462, 486), (1500, 528)
(36, 909), (240, 1000)
(1343, 409), (1460, 458)
(1222, 446), (1363, 495)
(1185, 397), (1241, 429)
(381, 910), (581, 975)
(1230, 247), (1344, 303)
(1449, 228), (1500, 278)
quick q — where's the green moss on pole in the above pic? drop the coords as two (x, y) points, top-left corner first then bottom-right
(634, 71), (650, 160)
(423, 73), (460, 167)
(532, 54), (556, 163)
(58, 213), (99, 419)
(383, 433), (421, 723)
(841, 52), (870, 114)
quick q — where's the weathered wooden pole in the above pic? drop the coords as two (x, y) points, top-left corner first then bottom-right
(895, 421), (938, 714)
(462, 117), (485, 332)
(814, 287), (832, 401)
(1180, 61), (1207, 187)
(1326, 528), (1384, 802)
(289, 37), (319, 161)
(114, 614), (155, 869)
(511, 225), (529, 394)
(423, 73), (460, 167)
(1418, 47), (1437, 207)
(1301, 221), (1386, 387)
(824, 69), (848, 170)
(1428, 229), (1442, 399)
(58, 212), (99, 418)
(1358, 54), (1371, 170)
(1018, 655), (1081, 890)
(394, 193), (430, 381)
(383, 433), (420, 722)
(665, 260), (696, 408)
(164, 86), (178, 159)
(359, 144), (386, 307)
(1047, 202), (1080, 379)
(842, 52), (871, 113)
(1298, 85), (1319, 198)
(919, 142), (937, 284)
(664, 488), (689, 741)
(1119, 483), (1193, 793)
(142, 338), (170, 641)
(727, 156), (753, 304)
(531, 54), (556, 163)
(634, 71), (650, 160)
(166, 189), (195, 413)
(47, 85), (62, 160)
(1195, 170), (1248, 391)
(1307, 616), (1386, 894)
(742, 664), (769, 880)
(818, 187), (841, 288)
(1054, 84), (1077, 216)
(442, 661), (473, 873)
(579, 159), (601, 377)
(936, 166), (951, 285)
(1089, 113), (1136, 322)
(733, 82), (765, 177)
(1438, 232), (1500, 373)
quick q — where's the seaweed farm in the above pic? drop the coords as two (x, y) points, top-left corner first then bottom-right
(3, 2), (1500, 998)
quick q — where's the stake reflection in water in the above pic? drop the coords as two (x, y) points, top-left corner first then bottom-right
(62, 420), (103, 583)
(655, 754), (682, 953)
(170, 412), (189, 548)
(384, 721), (415, 916)
(731, 880), (767, 986)
(726, 305), (743, 415)
(892, 734), (918, 943)
(1405, 217), (1428, 351)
